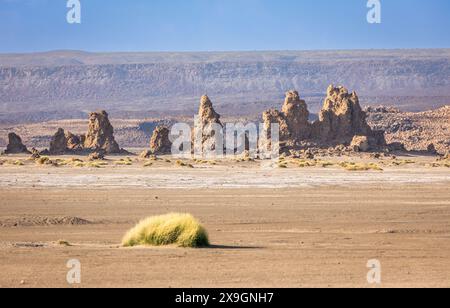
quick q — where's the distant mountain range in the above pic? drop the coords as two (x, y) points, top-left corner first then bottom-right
(1, 49), (449, 124)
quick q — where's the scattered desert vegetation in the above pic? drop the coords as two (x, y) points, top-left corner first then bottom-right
(340, 162), (383, 171)
(115, 158), (133, 166)
(122, 213), (209, 248)
(56, 240), (72, 247)
(391, 159), (416, 166)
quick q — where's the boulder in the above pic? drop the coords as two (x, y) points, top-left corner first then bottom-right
(427, 144), (437, 155)
(88, 150), (106, 161)
(350, 135), (370, 152)
(388, 142), (406, 152)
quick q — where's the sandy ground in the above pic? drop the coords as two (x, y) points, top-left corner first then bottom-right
(0, 155), (449, 288)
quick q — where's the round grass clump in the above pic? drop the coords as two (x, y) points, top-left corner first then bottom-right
(122, 213), (209, 248)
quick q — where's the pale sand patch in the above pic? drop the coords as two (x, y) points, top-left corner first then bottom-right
(0, 185), (449, 288)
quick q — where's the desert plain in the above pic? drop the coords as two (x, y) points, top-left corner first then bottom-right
(0, 153), (449, 288)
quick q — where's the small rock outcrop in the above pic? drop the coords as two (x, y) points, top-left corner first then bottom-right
(150, 126), (172, 155)
(49, 128), (67, 155)
(65, 132), (83, 151)
(350, 135), (370, 152)
(88, 150), (106, 161)
(139, 150), (153, 159)
(84, 111), (120, 154)
(4, 133), (29, 154)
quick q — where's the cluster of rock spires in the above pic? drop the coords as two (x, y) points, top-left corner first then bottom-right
(5, 85), (437, 157)
(260, 85), (386, 153)
(2, 110), (124, 157)
(46, 110), (122, 156)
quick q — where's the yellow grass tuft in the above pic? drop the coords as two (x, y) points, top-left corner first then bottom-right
(122, 213), (209, 248)
(316, 161), (334, 168)
(87, 161), (105, 168)
(73, 161), (86, 167)
(115, 159), (132, 166)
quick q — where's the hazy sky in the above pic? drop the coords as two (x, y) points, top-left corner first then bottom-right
(1, 0), (449, 53)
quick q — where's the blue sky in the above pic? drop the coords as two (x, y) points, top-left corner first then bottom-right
(1, 0), (449, 53)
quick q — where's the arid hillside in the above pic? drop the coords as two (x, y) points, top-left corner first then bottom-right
(1, 49), (450, 124)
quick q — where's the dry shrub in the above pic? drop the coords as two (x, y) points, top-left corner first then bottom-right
(122, 213), (209, 248)
(57, 240), (72, 247)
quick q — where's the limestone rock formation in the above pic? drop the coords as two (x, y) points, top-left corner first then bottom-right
(260, 85), (386, 153)
(49, 128), (68, 155)
(84, 111), (120, 154)
(281, 90), (311, 140)
(316, 85), (372, 143)
(259, 109), (290, 153)
(196, 95), (223, 152)
(260, 91), (312, 153)
(150, 126), (172, 155)
(4, 133), (29, 154)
